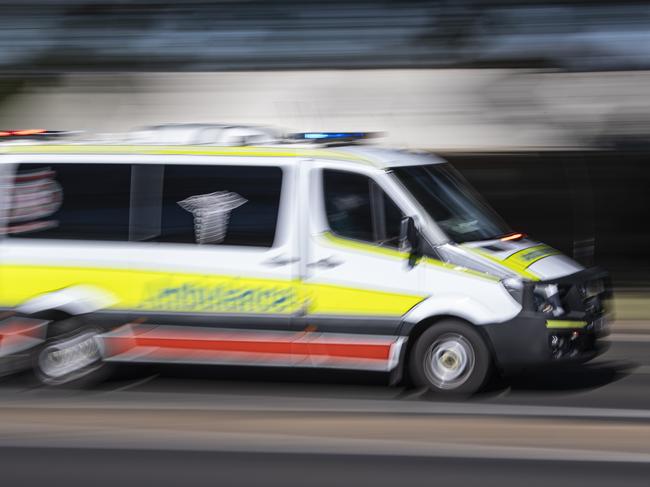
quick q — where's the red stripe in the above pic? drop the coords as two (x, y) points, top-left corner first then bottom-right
(132, 336), (390, 360)
(136, 337), (294, 355)
(101, 327), (394, 362)
(296, 341), (390, 360)
(0, 319), (46, 337)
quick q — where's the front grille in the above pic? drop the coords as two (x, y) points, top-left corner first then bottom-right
(539, 268), (611, 360)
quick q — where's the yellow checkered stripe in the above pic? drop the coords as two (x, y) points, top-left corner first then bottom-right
(0, 264), (423, 318)
(463, 244), (561, 281)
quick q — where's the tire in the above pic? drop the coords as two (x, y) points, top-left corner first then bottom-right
(408, 320), (492, 396)
(33, 319), (110, 387)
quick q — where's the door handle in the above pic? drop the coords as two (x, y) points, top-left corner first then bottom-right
(307, 256), (344, 269)
(262, 255), (299, 267)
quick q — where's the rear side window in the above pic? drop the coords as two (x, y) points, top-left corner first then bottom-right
(323, 169), (405, 248)
(9, 162), (283, 247)
(156, 164), (283, 247)
(9, 163), (131, 241)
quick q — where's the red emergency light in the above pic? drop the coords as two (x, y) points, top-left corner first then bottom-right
(0, 129), (47, 137)
(500, 232), (527, 242)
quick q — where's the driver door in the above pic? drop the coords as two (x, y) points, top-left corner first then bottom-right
(297, 164), (425, 370)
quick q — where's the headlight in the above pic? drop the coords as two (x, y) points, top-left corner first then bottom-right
(502, 277), (524, 304)
(534, 284), (564, 316)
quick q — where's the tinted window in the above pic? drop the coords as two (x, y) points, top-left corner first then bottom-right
(324, 170), (374, 242)
(9, 163), (131, 241)
(323, 169), (404, 247)
(158, 164), (282, 247)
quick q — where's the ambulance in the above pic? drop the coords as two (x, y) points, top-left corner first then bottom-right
(0, 126), (610, 394)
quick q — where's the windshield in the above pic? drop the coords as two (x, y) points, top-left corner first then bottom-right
(391, 163), (511, 243)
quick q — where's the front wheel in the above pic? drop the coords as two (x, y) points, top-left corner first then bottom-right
(409, 320), (492, 395)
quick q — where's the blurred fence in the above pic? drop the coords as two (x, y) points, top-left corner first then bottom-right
(2, 69), (650, 149)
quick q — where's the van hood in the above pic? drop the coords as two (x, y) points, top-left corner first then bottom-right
(461, 238), (584, 281)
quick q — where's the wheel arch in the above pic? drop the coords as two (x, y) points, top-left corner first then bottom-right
(16, 285), (116, 317)
(14, 285), (117, 333)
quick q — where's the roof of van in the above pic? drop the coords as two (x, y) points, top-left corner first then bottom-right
(0, 143), (445, 170)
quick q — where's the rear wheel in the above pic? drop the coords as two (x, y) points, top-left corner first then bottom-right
(33, 319), (109, 387)
(409, 320), (492, 395)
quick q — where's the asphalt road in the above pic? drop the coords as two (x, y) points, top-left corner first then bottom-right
(0, 334), (649, 486)
(3, 448), (650, 487)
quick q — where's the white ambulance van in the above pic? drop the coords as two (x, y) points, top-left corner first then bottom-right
(0, 127), (610, 394)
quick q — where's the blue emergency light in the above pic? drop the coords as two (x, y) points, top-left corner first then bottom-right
(290, 132), (375, 142)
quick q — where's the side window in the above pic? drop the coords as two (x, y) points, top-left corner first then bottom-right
(158, 164), (283, 247)
(323, 170), (374, 242)
(9, 163), (131, 241)
(323, 169), (404, 248)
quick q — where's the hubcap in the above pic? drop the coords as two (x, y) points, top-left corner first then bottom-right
(38, 331), (102, 380)
(424, 333), (475, 390)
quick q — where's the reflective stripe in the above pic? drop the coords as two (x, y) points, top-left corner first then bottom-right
(463, 245), (540, 281)
(423, 257), (501, 282)
(321, 232), (499, 282)
(546, 320), (588, 329)
(504, 244), (561, 269)
(4, 145), (374, 165)
(0, 317), (48, 356)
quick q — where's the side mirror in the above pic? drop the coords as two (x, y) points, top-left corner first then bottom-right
(401, 216), (423, 268)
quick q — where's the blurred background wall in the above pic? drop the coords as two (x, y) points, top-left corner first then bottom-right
(4, 69), (650, 150)
(1, 0), (650, 288)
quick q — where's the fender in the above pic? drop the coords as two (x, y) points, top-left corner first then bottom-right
(16, 285), (117, 317)
(401, 292), (521, 333)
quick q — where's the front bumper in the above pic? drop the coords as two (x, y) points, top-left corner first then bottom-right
(483, 266), (611, 374)
(482, 312), (608, 374)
